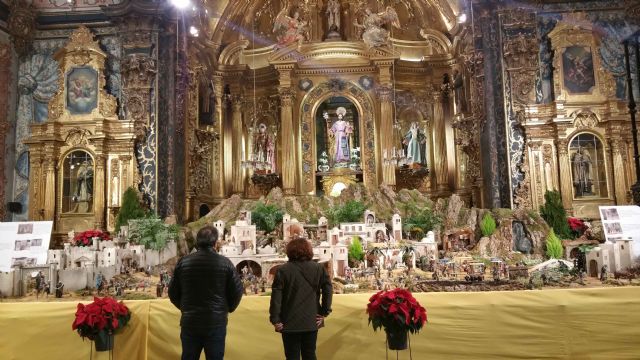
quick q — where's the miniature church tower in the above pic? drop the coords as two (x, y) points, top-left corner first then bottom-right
(392, 214), (402, 241)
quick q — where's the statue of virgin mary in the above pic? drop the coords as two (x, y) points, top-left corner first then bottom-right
(328, 107), (352, 164)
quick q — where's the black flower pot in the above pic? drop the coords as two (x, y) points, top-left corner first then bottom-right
(385, 329), (408, 350)
(94, 332), (114, 352)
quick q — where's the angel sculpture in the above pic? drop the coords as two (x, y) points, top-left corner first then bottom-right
(354, 6), (400, 49)
(273, 8), (308, 48)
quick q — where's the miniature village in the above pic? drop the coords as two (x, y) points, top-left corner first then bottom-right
(4, 185), (639, 302)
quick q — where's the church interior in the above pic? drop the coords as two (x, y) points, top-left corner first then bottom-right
(1, 0), (640, 359)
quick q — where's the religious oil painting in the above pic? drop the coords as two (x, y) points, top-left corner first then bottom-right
(562, 46), (595, 94)
(66, 67), (98, 115)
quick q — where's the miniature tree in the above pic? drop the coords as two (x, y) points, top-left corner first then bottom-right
(540, 190), (572, 239)
(128, 216), (179, 251)
(115, 187), (147, 232)
(402, 204), (441, 240)
(251, 202), (284, 234)
(545, 229), (563, 259)
(348, 237), (365, 267)
(327, 200), (367, 227)
(479, 212), (497, 237)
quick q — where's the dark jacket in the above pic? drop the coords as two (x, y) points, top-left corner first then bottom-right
(269, 260), (332, 333)
(169, 248), (243, 330)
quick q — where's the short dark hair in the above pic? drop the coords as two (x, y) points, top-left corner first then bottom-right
(286, 237), (314, 261)
(196, 226), (218, 249)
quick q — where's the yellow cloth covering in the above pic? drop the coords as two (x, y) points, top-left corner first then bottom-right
(1, 287), (639, 360)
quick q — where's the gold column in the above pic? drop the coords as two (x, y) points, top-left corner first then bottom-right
(610, 140), (627, 204)
(279, 87), (296, 195)
(556, 139), (573, 210)
(377, 86), (395, 188)
(43, 154), (56, 221)
(433, 92), (448, 191)
(94, 155), (106, 229)
(213, 76), (226, 198)
(231, 97), (244, 194)
(28, 152), (43, 220)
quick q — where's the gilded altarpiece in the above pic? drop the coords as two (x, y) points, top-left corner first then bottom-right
(24, 27), (136, 242)
(524, 13), (633, 218)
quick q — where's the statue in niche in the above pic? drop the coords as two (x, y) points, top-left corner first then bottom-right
(327, 107), (353, 166)
(403, 122), (426, 167)
(253, 123), (276, 173)
(325, 0), (341, 40)
(273, 8), (308, 48)
(354, 7), (400, 49)
(571, 147), (593, 196)
(452, 69), (466, 113)
(72, 160), (94, 212)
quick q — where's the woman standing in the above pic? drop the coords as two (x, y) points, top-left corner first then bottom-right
(270, 237), (333, 360)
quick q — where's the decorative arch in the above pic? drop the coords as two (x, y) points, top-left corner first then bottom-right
(218, 39), (249, 66)
(567, 131), (609, 199)
(298, 80), (377, 193)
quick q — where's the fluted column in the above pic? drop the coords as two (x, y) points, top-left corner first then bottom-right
(610, 140), (628, 204)
(556, 139), (573, 210)
(94, 155), (106, 229)
(231, 97), (244, 194)
(43, 155), (56, 221)
(28, 152), (43, 220)
(279, 88), (296, 195)
(433, 92), (448, 191)
(213, 75), (226, 198)
(377, 87), (395, 188)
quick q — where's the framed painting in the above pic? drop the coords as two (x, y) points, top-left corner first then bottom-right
(66, 67), (98, 115)
(562, 46), (596, 94)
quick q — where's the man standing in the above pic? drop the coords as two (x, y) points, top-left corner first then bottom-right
(170, 226), (243, 360)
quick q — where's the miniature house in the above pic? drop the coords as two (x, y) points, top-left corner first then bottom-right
(586, 239), (634, 278)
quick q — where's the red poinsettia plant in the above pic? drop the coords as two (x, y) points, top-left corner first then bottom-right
(72, 229), (111, 246)
(366, 288), (427, 334)
(72, 296), (130, 340)
(568, 217), (586, 238)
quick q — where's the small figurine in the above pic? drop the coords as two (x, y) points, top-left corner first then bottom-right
(600, 265), (608, 282)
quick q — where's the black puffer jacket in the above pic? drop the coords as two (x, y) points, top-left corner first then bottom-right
(169, 248), (243, 330)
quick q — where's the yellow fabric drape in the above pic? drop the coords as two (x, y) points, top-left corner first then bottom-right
(1, 287), (639, 360)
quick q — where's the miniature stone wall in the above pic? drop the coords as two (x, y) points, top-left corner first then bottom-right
(0, 271), (14, 296)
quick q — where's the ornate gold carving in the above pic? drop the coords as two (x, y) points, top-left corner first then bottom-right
(376, 87), (393, 102)
(64, 128), (92, 146)
(47, 26), (118, 122)
(299, 80), (377, 193)
(278, 88), (295, 107)
(571, 109), (599, 129)
(7, 0), (36, 56)
(189, 129), (218, 195)
(121, 54), (156, 141)
(542, 144), (553, 165)
(0, 43), (11, 220)
(25, 26), (136, 232)
(555, 138), (567, 154)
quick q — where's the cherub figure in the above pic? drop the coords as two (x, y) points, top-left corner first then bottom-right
(273, 7), (308, 48)
(353, 6), (400, 49)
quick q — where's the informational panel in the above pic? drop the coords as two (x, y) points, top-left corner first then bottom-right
(599, 206), (640, 256)
(0, 221), (53, 272)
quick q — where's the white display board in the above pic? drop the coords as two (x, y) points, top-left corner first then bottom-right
(599, 206), (640, 257)
(0, 221), (53, 272)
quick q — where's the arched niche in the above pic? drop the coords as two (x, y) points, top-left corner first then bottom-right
(395, 108), (431, 168)
(60, 149), (95, 214)
(298, 80), (377, 194)
(568, 132), (608, 199)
